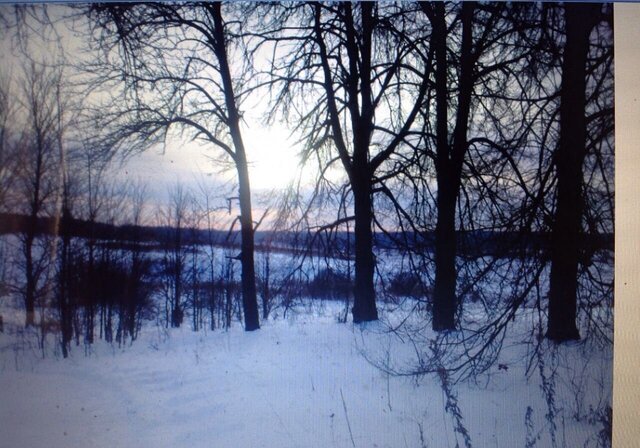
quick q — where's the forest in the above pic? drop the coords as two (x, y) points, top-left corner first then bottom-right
(0, 2), (614, 447)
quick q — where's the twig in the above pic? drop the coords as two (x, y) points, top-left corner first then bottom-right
(340, 387), (356, 448)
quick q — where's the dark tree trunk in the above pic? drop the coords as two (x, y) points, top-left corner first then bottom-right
(225, 259), (233, 329)
(347, 3), (378, 324)
(22, 81), (46, 328)
(237, 161), (260, 331)
(211, 2), (259, 331)
(24, 232), (36, 327)
(208, 245), (216, 331)
(313, 3), (427, 324)
(86, 230), (96, 344)
(105, 303), (113, 343)
(433, 178), (458, 330)
(352, 171), (378, 323)
(430, 2), (475, 331)
(24, 166), (42, 327)
(171, 235), (183, 328)
(547, 3), (600, 342)
(261, 251), (271, 320)
(59, 205), (73, 358)
(128, 239), (141, 340)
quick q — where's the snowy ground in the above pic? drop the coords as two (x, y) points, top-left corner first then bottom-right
(0, 301), (611, 448)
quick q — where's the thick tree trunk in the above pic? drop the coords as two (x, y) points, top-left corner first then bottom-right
(237, 161), (260, 331)
(313, 3), (380, 324)
(433, 178), (458, 330)
(429, 2), (455, 331)
(352, 172), (378, 323)
(547, 3), (599, 342)
(430, 2), (475, 332)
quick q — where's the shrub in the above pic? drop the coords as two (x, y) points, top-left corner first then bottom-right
(388, 272), (426, 298)
(308, 267), (352, 299)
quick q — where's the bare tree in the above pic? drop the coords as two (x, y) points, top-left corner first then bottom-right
(15, 60), (64, 326)
(157, 183), (190, 328)
(0, 72), (17, 312)
(186, 194), (205, 332)
(55, 196), (73, 357)
(0, 71), (17, 213)
(122, 179), (150, 341)
(376, 1), (613, 382)
(52, 68), (77, 357)
(410, 2), (549, 331)
(262, 2), (429, 322)
(546, 3), (611, 342)
(86, 2), (260, 330)
(194, 176), (223, 331)
(76, 143), (112, 344)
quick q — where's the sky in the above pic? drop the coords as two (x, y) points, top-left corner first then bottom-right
(112, 114), (303, 204)
(1, 4), (312, 226)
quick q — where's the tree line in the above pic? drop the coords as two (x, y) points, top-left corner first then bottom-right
(0, 2), (613, 361)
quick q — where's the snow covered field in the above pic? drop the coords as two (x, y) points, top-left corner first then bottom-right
(0, 300), (612, 448)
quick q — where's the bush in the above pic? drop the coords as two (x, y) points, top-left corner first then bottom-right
(387, 272), (426, 298)
(308, 267), (352, 299)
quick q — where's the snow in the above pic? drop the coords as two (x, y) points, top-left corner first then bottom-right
(0, 301), (611, 448)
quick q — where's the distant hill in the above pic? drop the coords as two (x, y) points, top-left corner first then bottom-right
(0, 212), (613, 258)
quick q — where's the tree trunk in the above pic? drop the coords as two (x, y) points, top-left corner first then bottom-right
(433, 177), (458, 330)
(211, 2), (259, 331)
(171, 246), (183, 328)
(352, 4), (377, 324)
(59, 205), (74, 358)
(547, 3), (599, 342)
(24, 233), (36, 327)
(430, 2), (475, 331)
(352, 172), (378, 323)
(237, 160), (260, 331)
(262, 251), (271, 320)
(86, 231), (96, 343)
(24, 162), (42, 327)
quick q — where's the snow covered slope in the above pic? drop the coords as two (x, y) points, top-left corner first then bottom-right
(0, 302), (611, 448)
